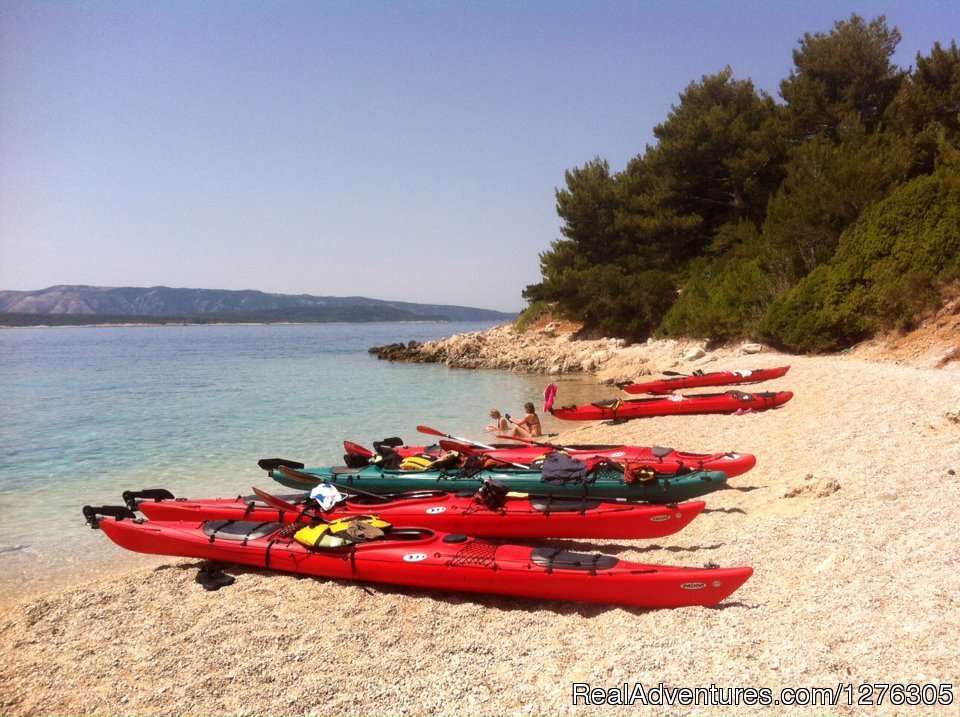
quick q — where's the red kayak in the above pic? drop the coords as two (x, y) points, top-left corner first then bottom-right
(621, 366), (790, 394)
(550, 390), (793, 421)
(128, 488), (706, 540)
(346, 441), (758, 479)
(89, 512), (753, 609)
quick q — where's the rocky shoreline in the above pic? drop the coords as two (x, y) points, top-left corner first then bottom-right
(371, 321), (779, 381)
(370, 314), (960, 378)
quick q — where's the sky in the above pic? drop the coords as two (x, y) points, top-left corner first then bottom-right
(1, 1), (958, 312)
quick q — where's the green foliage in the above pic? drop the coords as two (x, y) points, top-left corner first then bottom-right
(761, 168), (960, 352)
(762, 122), (914, 285)
(649, 68), (786, 235)
(661, 222), (776, 340)
(513, 301), (553, 334)
(886, 41), (960, 174)
(780, 14), (904, 140)
(523, 14), (958, 350)
(579, 267), (678, 342)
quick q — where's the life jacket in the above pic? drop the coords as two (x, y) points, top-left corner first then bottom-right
(399, 454), (434, 471)
(619, 461), (658, 483)
(427, 451), (461, 471)
(293, 516), (392, 549)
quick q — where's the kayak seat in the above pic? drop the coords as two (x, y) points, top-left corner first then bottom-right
(531, 547), (619, 571)
(530, 497), (601, 513)
(202, 521), (283, 541)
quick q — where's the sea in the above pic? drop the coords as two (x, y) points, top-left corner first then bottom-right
(0, 322), (598, 599)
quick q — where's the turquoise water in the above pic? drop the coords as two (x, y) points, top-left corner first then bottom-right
(0, 322), (577, 585)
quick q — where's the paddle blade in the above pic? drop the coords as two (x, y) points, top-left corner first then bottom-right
(258, 457), (305, 473)
(439, 439), (476, 454)
(343, 440), (374, 458)
(252, 487), (302, 513)
(276, 465), (321, 487)
(416, 425), (446, 438)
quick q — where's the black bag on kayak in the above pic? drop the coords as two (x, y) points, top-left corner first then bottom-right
(343, 452), (371, 469)
(474, 478), (510, 510)
(373, 447), (401, 470)
(540, 452), (590, 485)
(460, 454), (496, 478)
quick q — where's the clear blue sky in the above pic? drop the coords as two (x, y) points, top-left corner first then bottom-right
(2, 1), (957, 312)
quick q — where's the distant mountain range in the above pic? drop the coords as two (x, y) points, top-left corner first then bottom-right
(0, 285), (516, 325)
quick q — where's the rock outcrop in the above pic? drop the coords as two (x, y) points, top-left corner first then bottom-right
(369, 322), (772, 379)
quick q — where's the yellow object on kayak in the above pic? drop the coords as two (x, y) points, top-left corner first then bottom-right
(399, 455), (433, 471)
(294, 516), (392, 548)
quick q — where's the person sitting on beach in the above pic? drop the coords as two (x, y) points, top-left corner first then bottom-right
(512, 402), (542, 438)
(488, 405), (541, 440)
(486, 409), (511, 434)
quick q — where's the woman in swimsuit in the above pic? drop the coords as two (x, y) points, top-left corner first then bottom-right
(512, 402), (542, 438)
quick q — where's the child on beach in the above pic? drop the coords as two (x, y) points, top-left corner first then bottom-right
(487, 404), (542, 439)
(486, 409), (511, 434)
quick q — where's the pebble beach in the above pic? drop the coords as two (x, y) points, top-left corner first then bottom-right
(2, 322), (959, 716)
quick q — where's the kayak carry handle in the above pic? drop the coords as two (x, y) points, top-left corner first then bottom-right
(82, 505), (138, 529)
(122, 488), (176, 510)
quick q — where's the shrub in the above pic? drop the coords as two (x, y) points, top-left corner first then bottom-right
(761, 167), (960, 352)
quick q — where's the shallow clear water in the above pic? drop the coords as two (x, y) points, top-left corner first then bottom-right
(0, 322), (594, 595)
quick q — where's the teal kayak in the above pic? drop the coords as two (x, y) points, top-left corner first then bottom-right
(269, 463), (729, 504)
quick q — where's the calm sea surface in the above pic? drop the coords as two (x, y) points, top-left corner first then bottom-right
(0, 322), (596, 597)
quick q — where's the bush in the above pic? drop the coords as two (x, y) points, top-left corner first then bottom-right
(513, 301), (554, 334)
(761, 167), (960, 352)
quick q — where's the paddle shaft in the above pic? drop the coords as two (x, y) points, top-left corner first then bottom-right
(417, 425), (527, 468)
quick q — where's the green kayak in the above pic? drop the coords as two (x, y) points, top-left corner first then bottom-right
(268, 463), (729, 504)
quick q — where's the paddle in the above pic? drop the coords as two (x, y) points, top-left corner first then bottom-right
(416, 425), (527, 468)
(275, 465), (391, 502)
(343, 441), (374, 458)
(258, 457), (306, 473)
(416, 424), (498, 450)
(496, 434), (608, 464)
(496, 434), (563, 450)
(251, 486), (342, 519)
(438, 439), (478, 454)
(252, 487), (328, 522)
